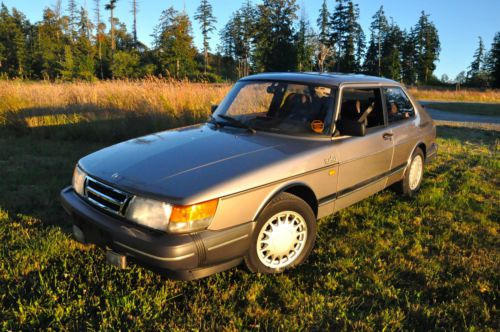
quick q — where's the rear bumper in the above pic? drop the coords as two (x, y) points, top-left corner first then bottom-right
(60, 186), (254, 280)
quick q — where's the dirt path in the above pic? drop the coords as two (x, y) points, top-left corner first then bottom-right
(419, 101), (500, 124)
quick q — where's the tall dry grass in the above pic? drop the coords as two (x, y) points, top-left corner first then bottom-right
(1, 80), (499, 135)
(409, 87), (500, 103)
(0, 79), (230, 129)
(0, 79), (231, 142)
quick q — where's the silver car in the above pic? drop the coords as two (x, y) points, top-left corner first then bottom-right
(61, 73), (437, 280)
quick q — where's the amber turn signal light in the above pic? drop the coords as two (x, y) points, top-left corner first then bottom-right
(170, 199), (219, 223)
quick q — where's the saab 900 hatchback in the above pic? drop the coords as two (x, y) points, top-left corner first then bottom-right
(61, 72), (437, 280)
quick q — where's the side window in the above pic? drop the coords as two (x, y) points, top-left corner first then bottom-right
(338, 88), (384, 130)
(383, 87), (415, 124)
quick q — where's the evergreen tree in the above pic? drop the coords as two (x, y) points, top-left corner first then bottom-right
(195, 0), (217, 74)
(401, 28), (418, 84)
(67, 0), (78, 41)
(317, 0), (329, 47)
(467, 36), (488, 86)
(296, 11), (315, 71)
(369, 6), (388, 76)
(413, 11), (440, 83)
(485, 32), (500, 88)
(381, 21), (404, 80)
(131, 0), (138, 47)
(328, 0), (347, 71)
(219, 0), (256, 77)
(153, 7), (197, 79)
(32, 8), (68, 79)
(363, 39), (378, 74)
(254, 0), (298, 72)
(74, 6), (95, 80)
(0, 5), (30, 78)
(94, 0), (105, 78)
(105, 0), (118, 73)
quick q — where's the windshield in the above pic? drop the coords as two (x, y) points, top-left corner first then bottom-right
(212, 81), (336, 136)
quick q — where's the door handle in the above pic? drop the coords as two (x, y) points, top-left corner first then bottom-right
(383, 132), (393, 141)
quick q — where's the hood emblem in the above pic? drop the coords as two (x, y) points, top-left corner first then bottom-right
(111, 172), (120, 179)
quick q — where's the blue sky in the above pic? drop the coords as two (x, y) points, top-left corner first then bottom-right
(2, 0), (499, 79)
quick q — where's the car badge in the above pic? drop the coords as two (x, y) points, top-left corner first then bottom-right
(324, 155), (336, 165)
(111, 172), (120, 179)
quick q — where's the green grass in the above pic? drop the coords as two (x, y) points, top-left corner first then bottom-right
(424, 102), (500, 117)
(0, 112), (499, 330)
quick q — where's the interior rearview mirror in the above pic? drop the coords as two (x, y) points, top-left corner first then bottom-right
(336, 118), (366, 137)
(211, 104), (218, 114)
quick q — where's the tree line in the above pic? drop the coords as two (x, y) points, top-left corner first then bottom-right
(0, 0), (499, 87)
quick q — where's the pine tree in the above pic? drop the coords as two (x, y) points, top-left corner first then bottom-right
(413, 11), (440, 83)
(381, 21), (404, 80)
(195, 0), (217, 74)
(329, 0), (348, 71)
(0, 5), (31, 78)
(67, 0), (78, 41)
(317, 0), (329, 47)
(467, 36), (486, 86)
(94, 0), (105, 78)
(74, 6), (95, 80)
(485, 32), (500, 88)
(401, 28), (418, 84)
(153, 7), (197, 79)
(369, 6), (388, 76)
(254, 0), (298, 72)
(296, 11), (315, 71)
(131, 0), (138, 48)
(220, 2), (255, 78)
(105, 0), (118, 73)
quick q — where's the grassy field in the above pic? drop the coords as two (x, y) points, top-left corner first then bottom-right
(422, 102), (500, 117)
(0, 81), (499, 330)
(409, 87), (500, 103)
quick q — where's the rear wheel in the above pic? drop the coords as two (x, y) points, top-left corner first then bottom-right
(394, 147), (425, 197)
(245, 193), (317, 274)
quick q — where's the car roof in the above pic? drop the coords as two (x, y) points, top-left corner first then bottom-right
(239, 72), (399, 86)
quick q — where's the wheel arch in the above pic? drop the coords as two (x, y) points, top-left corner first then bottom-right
(404, 141), (427, 176)
(253, 182), (319, 222)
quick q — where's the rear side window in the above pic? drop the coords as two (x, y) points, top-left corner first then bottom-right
(339, 88), (384, 129)
(383, 87), (415, 123)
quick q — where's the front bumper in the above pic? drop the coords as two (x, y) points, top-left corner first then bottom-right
(60, 187), (254, 280)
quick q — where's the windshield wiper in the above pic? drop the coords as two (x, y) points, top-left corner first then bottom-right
(208, 116), (224, 128)
(217, 114), (256, 134)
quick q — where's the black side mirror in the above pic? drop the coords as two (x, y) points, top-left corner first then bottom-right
(211, 104), (218, 114)
(336, 118), (366, 137)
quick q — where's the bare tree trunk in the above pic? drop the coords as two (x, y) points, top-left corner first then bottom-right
(95, 0), (103, 79)
(204, 49), (208, 74)
(110, 7), (115, 76)
(132, 0), (138, 48)
(378, 32), (381, 76)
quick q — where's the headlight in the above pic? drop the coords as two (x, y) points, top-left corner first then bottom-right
(125, 197), (218, 234)
(125, 197), (172, 232)
(72, 165), (87, 196)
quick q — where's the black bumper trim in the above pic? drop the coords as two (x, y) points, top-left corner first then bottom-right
(114, 241), (195, 261)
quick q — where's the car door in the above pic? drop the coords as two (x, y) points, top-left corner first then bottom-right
(333, 86), (394, 212)
(382, 86), (420, 185)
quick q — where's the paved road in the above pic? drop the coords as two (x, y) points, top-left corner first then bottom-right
(419, 101), (500, 124)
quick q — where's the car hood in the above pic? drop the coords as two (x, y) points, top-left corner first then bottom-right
(80, 124), (325, 203)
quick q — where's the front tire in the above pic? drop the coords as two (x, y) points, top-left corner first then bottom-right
(394, 147), (425, 197)
(245, 192), (317, 274)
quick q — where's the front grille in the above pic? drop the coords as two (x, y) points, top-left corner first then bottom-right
(84, 176), (131, 216)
